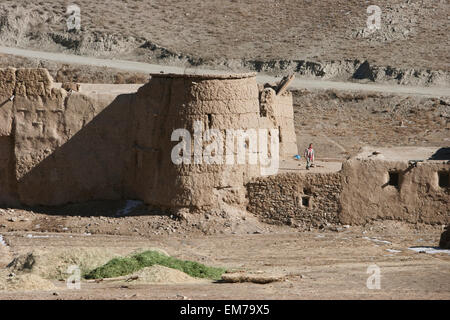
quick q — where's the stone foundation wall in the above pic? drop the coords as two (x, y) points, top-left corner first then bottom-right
(246, 172), (342, 227)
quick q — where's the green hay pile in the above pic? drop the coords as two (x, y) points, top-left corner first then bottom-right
(6, 248), (122, 280)
(84, 250), (225, 280)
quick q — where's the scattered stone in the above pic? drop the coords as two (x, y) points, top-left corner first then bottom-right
(7, 253), (36, 272)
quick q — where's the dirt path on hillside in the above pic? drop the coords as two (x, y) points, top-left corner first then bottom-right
(1, 46), (449, 98)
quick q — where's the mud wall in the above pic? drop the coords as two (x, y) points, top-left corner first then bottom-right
(2, 68), (446, 226)
(0, 68), (134, 206)
(1, 69), (293, 211)
(259, 87), (298, 158)
(0, 68), (17, 205)
(246, 160), (449, 226)
(246, 172), (342, 227)
(0, 136), (16, 205)
(126, 74), (264, 211)
(339, 159), (450, 225)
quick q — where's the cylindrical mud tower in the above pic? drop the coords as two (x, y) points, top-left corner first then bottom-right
(127, 73), (265, 212)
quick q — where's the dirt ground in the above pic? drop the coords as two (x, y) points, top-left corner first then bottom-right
(0, 206), (449, 300)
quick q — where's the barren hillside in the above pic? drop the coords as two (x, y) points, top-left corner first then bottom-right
(293, 90), (450, 159)
(0, 0), (449, 85)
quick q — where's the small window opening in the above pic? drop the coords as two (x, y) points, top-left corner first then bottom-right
(438, 171), (449, 188)
(207, 114), (212, 128)
(302, 196), (310, 207)
(388, 171), (400, 188)
(259, 91), (267, 117)
(259, 105), (267, 117)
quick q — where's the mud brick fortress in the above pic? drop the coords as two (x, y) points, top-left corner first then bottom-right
(0, 68), (448, 226)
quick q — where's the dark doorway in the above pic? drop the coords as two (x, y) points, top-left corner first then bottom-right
(388, 171), (400, 188)
(438, 171), (449, 188)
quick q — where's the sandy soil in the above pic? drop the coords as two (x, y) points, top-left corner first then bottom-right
(0, 220), (448, 300)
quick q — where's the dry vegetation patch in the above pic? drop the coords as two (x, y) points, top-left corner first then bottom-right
(221, 272), (286, 284)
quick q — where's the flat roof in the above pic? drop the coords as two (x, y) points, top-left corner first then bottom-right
(354, 146), (449, 162)
(278, 159), (343, 174)
(149, 72), (257, 80)
(53, 83), (144, 94)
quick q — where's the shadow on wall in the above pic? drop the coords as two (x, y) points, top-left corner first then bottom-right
(429, 148), (450, 160)
(0, 98), (10, 108)
(0, 199), (168, 218)
(14, 92), (137, 208)
(0, 136), (17, 205)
